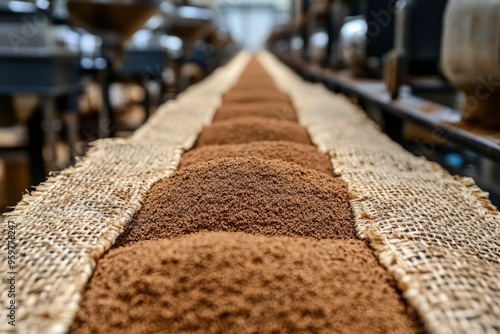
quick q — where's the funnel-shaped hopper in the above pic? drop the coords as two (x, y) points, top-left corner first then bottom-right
(161, 2), (217, 40)
(67, 0), (160, 63)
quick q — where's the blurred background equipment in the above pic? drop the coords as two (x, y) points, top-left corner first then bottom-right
(268, 0), (500, 206)
(0, 0), (81, 183)
(385, 0), (450, 102)
(1, 0), (500, 212)
(441, 0), (500, 128)
(0, 0), (243, 213)
(67, 0), (162, 137)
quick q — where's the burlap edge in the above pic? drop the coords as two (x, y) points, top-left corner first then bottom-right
(5, 139), (183, 334)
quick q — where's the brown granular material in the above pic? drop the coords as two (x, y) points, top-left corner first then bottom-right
(71, 232), (418, 334)
(231, 74), (278, 89)
(180, 141), (333, 175)
(195, 116), (312, 147)
(213, 102), (298, 122)
(240, 58), (270, 75)
(236, 72), (274, 82)
(236, 71), (273, 80)
(223, 89), (292, 104)
(227, 58), (282, 92)
(114, 157), (355, 247)
(230, 80), (279, 92)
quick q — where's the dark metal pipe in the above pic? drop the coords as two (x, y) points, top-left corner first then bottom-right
(301, 0), (311, 60)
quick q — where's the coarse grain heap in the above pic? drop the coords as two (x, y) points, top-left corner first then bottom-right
(72, 233), (417, 334)
(70, 56), (420, 334)
(115, 157), (355, 247)
(223, 89), (292, 104)
(213, 102), (297, 122)
(180, 141), (333, 175)
(195, 116), (312, 147)
(230, 79), (278, 91)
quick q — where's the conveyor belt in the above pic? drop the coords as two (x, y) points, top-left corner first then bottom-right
(2, 51), (500, 334)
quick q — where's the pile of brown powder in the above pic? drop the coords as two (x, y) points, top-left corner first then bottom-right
(227, 60), (281, 93)
(239, 60), (272, 77)
(115, 157), (355, 247)
(213, 102), (298, 122)
(231, 75), (277, 87)
(72, 232), (417, 334)
(71, 57), (420, 334)
(230, 80), (278, 91)
(196, 116), (312, 147)
(223, 89), (291, 104)
(181, 141), (333, 175)
(230, 71), (277, 87)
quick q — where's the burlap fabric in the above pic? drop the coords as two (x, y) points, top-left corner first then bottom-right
(0, 52), (250, 334)
(259, 52), (500, 334)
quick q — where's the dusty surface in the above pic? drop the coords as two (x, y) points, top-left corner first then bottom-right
(72, 232), (418, 334)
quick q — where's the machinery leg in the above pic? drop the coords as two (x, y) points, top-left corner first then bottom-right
(42, 97), (57, 172)
(382, 111), (403, 142)
(65, 111), (80, 164)
(99, 67), (116, 138)
(27, 108), (45, 186)
(143, 82), (151, 121)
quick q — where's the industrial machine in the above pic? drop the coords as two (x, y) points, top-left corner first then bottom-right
(302, 0), (329, 65)
(337, 0), (395, 77)
(0, 0), (82, 182)
(441, 0), (500, 128)
(66, 0), (161, 137)
(161, 0), (229, 90)
(273, 0), (396, 77)
(385, 0), (449, 101)
(269, 0), (500, 205)
(67, 0), (160, 66)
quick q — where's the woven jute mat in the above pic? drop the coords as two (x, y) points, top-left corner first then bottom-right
(259, 52), (500, 334)
(0, 52), (251, 334)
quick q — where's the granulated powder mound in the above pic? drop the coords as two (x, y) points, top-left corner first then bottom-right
(232, 74), (277, 87)
(223, 89), (292, 104)
(235, 72), (274, 81)
(195, 116), (312, 147)
(213, 102), (298, 122)
(72, 232), (417, 334)
(230, 80), (278, 92)
(236, 72), (273, 82)
(114, 157), (355, 247)
(240, 60), (270, 75)
(180, 141), (333, 175)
